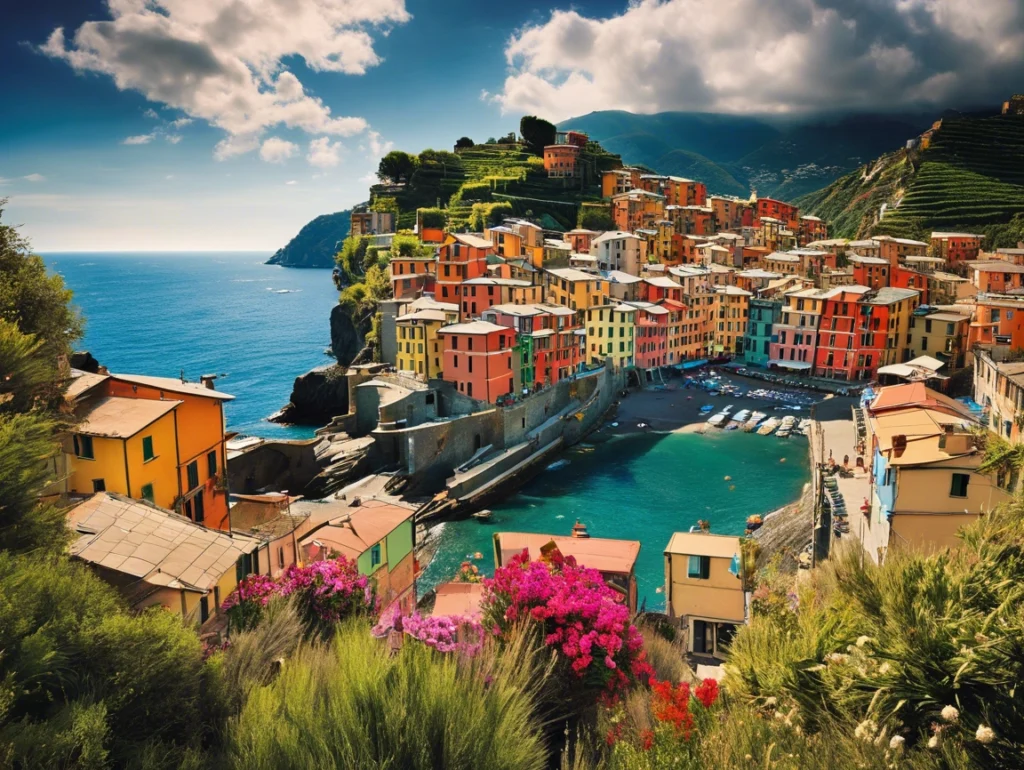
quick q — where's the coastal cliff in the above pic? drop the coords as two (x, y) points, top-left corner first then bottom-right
(266, 210), (352, 268)
(271, 364), (350, 425)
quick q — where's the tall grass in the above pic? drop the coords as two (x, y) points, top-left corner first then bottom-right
(226, 619), (553, 770)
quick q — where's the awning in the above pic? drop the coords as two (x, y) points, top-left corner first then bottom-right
(680, 358), (708, 370)
(767, 359), (813, 371)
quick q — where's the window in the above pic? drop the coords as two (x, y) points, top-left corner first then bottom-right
(207, 450), (217, 479)
(187, 460), (200, 490)
(92, 478), (106, 493)
(74, 434), (94, 460)
(687, 555), (710, 579)
(950, 473), (970, 498)
(141, 483), (155, 503)
(142, 436), (154, 462)
(370, 543), (382, 568)
(279, 546), (286, 568)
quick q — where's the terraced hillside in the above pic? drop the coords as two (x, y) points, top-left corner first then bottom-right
(373, 142), (620, 232)
(798, 114), (1024, 242)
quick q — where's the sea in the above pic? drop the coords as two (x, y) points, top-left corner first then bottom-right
(421, 429), (809, 611)
(43, 252), (338, 439)
(46, 251), (810, 606)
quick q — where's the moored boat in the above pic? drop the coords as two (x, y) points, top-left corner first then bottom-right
(744, 411), (767, 431)
(757, 416), (780, 435)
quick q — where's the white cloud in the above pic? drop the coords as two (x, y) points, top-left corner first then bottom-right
(143, 108), (160, 119)
(43, 0), (410, 158)
(260, 137), (298, 163)
(123, 133), (156, 145)
(165, 174), (175, 180)
(307, 137), (343, 168)
(23, 174), (47, 183)
(170, 117), (193, 129)
(285, 180), (298, 185)
(366, 130), (393, 158)
(166, 135), (183, 144)
(491, 0), (1024, 120)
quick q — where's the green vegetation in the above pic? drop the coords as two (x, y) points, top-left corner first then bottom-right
(799, 115), (1024, 241)
(377, 150), (419, 184)
(520, 115), (556, 156)
(266, 210), (353, 268)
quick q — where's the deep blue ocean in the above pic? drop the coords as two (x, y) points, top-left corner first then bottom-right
(43, 252), (338, 439)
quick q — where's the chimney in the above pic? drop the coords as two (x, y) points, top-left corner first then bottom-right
(200, 374), (216, 390)
(892, 434), (907, 458)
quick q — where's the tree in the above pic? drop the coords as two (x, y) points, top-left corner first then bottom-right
(578, 207), (615, 232)
(455, 136), (474, 149)
(376, 151), (419, 184)
(520, 116), (556, 156)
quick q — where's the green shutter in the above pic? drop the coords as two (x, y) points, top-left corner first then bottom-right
(142, 436), (154, 462)
(141, 483), (154, 503)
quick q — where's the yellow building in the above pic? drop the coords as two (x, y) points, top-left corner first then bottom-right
(67, 492), (259, 626)
(664, 531), (746, 659)
(907, 310), (970, 373)
(62, 370), (236, 530)
(866, 287), (921, 367)
(585, 303), (636, 367)
(863, 383), (1011, 564)
(544, 267), (609, 314)
(714, 286), (752, 356)
(396, 307), (457, 380)
(67, 395), (182, 511)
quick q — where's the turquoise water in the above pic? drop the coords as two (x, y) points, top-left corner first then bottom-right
(421, 430), (809, 610)
(43, 252), (338, 439)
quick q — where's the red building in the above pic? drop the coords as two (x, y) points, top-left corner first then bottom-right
(756, 198), (800, 231)
(798, 215), (827, 246)
(813, 287), (882, 380)
(632, 302), (670, 368)
(638, 276), (684, 303)
(851, 257), (929, 303)
(544, 144), (580, 178)
(390, 256), (436, 300)
(931, 232), (983, 264)
(436, 233), (492, 303)
(564, 228), (599, 253)
(439, 321), (516, 403)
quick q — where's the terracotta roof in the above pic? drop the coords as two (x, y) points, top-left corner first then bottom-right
(110, 373), (235, 401)
(68, 493), (258, 596)
(970, 261), (1024, 274)
(432, 582), (485, 618)
(77, 396), (181, 438)
(869, 383), (973, 420)
(665, 532), (742, 559)
(495, 532), (640, 575)
(298, 499), (414, 561)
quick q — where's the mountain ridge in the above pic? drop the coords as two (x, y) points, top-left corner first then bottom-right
(267, 210), (353, 268)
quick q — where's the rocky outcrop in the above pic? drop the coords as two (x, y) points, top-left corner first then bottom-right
(270, 364), (350, 425)
(330, 304), (364, 366)
(266, 210), (352, 268)
(70, 351), (101, 373)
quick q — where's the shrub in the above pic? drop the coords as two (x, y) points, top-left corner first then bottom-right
(226, 619), (550, 770)
(222, 574), (278, 632)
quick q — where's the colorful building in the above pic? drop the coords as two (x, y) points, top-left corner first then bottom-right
(713, 286), (752, 357)
(591, 231), (645, 274)
(459, 277), (541, 320)
(544, 144), (580, 178)
(969, 261), (1024, 293)
(755, 198), (800, 231)
(742, 297), (781, 367)
(797, 215), (827, 246)
(395, 307), (458, 380)
(974, 348), (1024, 443)
(812, 286), (879, 380)
(664, 531), (746, 659)
(601, 168), (643, 198)
(486, 303), (581, 387)
(68, 492), (259, 626)
(390, 255), (436, 300)
(931, 232), (983, 264)
(632, 302), (671, 368)
(436, 233), (492, 303)
(611, 189), (665, 232)
(585, 303), (636, 368)
(439, 320), (517, 402)
(966, 295), (1024, 350)
(564, 228), (599, 253)
(769, 288), (826, 371)
(350, 209), (394, 237)
(299, 498), (417, 613)
(544, 267), (610, 314)
(863, 384), (1010, 564)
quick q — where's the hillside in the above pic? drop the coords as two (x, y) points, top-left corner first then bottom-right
(560, 110), (932, 200)
(797, 113), (1024, 242)
(374, 141), (621, 232)
(267, 210), (353, 268)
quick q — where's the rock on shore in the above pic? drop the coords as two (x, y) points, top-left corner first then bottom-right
(330, 304), (364, 366)
(270, 364), (349, 425)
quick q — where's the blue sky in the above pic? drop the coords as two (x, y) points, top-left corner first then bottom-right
(2, 0), (1022, 251)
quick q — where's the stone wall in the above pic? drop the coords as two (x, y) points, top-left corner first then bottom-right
(227, 439), (322, 496)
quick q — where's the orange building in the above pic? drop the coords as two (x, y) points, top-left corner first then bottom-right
(967, 296), (1024, 351)
(101, 374), (233, 530)
(798, 215), (827, 246)
(436, 233), (492, 303)
(459, 277), (542, 320)
(390, 256), (436, 300)
(969, 261), (1024, 293)
(709, 196), (745, 231)
(756, 198), (800, 231)
(931, 232), (983, 264)
(612, 189), (665, 231)
(440, 321), (517, 402)
(601, 168), (642, 198)
(564, 228), (599, 253)
(544, 144), (580, 178)
(665, 205), (713, 237)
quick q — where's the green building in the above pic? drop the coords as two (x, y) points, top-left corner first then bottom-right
(743, 298), (782, 368)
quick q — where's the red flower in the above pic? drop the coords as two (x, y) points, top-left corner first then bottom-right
(639, 729), (655, 751)
(605, 723), (624, 746)
(650, 679), (694, 739)
(695, 677), (720, 709)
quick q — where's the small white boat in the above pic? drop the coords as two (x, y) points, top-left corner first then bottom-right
(744, 411), (767, 431)
(546, 459), (570, 471)
(707, 411), (729, 427)
(757, 417), (780, 435)
(731, 409), (751, 424)
(776, 416), (797, 438)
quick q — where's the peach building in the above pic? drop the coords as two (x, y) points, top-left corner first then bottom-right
(439, 320), (517, 402)
(544, 144), (580, 178)
(436, 233), (492, 303)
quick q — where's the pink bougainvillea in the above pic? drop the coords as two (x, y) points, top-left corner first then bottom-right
(221, 573), (279, 631)
(373, 605), (484, 656)
(483, 548), (651, 699)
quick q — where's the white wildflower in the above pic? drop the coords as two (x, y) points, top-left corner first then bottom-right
(878, 662), (891, 675)
(940, 705), (959, 723)
(889, 735), (905, 751)
(927, 735), (941, 750)
(855, 719), (877, 741)
(856, 635), (872, 647)
(976, 725), (996, 744)
(825, 652), (848, 665)
(764, 696), (777, 707)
